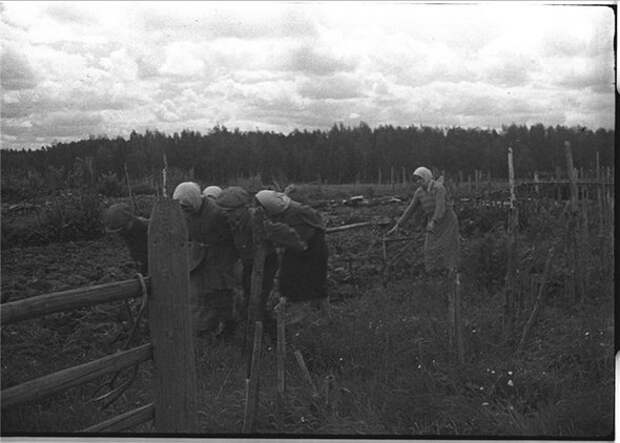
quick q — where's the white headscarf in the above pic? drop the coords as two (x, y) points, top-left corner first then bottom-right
(255, 190), (291, 216)
(413, 166), (433, 183)
(172, 182), (203, 212)
(202, 185), (223, 199)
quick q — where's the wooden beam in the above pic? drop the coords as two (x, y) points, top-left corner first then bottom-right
(1, 344), (152, 408)
(1, 278), (150, 325)
(147, 198), (198, 433)
(82, 403), (154, 433)
(326, 222), (372, 233)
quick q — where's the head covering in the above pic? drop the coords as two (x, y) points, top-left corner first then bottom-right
(216, 186), (251, 210)
(202, 185), (223, 199)
(255, 190), (291, 216)
(172, 182), (202, 212)
(103, 203), (135, 232)
(413, 167), (433, 184)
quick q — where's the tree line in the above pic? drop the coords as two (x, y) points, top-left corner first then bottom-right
(1, 123), (614, 197)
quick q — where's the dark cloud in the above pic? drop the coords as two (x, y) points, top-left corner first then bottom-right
(542, 35), (587, 58)
(282, 45), (357, 75)
(297, 74), (365, 100)
(29, 111), (103, 138)
(136, 56), (160, 79)
(0, 47), (37, 90)
(1, 88), (140, 121)
(555, 56), (614, 92)
(483, 58), (533, 88)
(45, 3), (93, 25)
(142, 7), (318, 41)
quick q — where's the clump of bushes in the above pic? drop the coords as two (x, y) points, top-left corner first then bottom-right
(2, 191), (106, 248)
(96, 172), (124, 197)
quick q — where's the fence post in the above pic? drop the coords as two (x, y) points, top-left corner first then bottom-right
(454, 272), (464, 363)
(503, 147), (518, 337)
(148, 198), (198, 433)
(564, 141), (584, 303)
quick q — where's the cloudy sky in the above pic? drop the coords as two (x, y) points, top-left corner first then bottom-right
(0, 1), (615, 150)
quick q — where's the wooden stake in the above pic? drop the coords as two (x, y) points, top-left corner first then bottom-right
(323, 374), (335, 410)
(503, 147), (518, 336)
(517, 248), (554, 353)
(276, 297), (286, 424)
(294, 350), (319, 398)
(454, 272), (464, 364)
(564, 140), (584, 302)
(243, 321), (263, 433)
(246, 208), (267, 360)
(161, 153), (168, 198)
(447, 280), (455, 348)
(124, 163), (137, 212)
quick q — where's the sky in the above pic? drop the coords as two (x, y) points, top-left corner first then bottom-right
(0, 1), (616, 150)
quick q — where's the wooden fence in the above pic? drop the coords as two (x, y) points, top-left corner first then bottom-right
(1, 198), (197, 433)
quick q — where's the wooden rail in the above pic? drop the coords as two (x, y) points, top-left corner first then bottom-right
(1, 343), (152, 408)
(1, 199), (198, 434)
(82, 403), (155, 433)
(1, 278), (150, 325)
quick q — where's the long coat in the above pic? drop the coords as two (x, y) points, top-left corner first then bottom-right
(264, 201), (328, 303)
(184, 197), (238, 332)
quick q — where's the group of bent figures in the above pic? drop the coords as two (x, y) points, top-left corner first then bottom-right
(103, 166), (460, 339)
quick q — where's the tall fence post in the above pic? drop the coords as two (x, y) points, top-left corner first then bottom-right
(148, 198), (198, 433)
(564, 141), (584, 303)
(503, 147), (518, 338)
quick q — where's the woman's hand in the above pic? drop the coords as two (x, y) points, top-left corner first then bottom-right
(426, 219), (435, 232)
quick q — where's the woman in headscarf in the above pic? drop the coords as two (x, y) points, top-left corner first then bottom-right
(254, 190), (329, 314)
(173, 182), (238, 337)
(215, 186), (279, 329)
(387, 166), (460, 274)
(103, 203), (149, 274)
(202, 185), (223, 200)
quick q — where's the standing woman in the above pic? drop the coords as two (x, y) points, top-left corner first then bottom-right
(254, 190), (329, 314)
(173, 182), (238, 337)
(387, 166), (460, 275)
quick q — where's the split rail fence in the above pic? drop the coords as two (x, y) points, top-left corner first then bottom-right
(1, 199), (198, 433)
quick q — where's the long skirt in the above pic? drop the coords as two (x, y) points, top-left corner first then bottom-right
(424, 208), (460, 273)
(280, 231), (328, 302)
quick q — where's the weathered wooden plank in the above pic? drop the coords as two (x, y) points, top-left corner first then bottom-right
(1, 278), (150, 325)
(326, 222), (372, 233)
(147, 198), (197, 433)
(82, 403), (154, 433)
(1, 344), (152, 408)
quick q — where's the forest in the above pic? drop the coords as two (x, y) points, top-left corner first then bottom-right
(1, 123), (614, 202)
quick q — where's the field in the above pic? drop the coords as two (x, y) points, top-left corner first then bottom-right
(0, 182), (614, 438)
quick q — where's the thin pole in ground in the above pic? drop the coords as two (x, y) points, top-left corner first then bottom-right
(242, 320), (263, 433)
(294, 350), (319, 398)
(275, 297), (287, 428)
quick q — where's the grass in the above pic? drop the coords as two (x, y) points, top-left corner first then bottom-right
(0, 185), (614, 438)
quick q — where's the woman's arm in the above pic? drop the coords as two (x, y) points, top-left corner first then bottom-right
(263, 220), (308, 252)
(396, 191), (420, 228)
